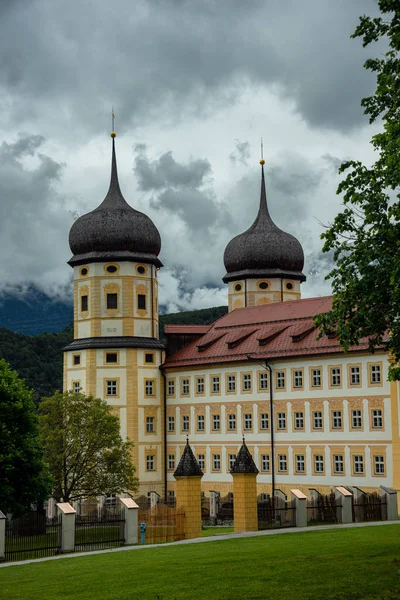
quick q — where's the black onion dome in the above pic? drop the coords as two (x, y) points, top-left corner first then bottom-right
(230, 439), (259, 474)
(223, 165), (305, 283)
(174, 439), (204, 477)
(68, 137), (162, 267)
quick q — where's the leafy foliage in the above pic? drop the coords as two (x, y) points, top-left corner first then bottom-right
(39, 390), (139, 502)
(0, 359), (51, 515)
(314, 1), (400, 379)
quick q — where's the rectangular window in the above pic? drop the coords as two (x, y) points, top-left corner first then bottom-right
(259, 372), (268, 390)
(106, 380), (117, 396)
(212, 414), (220, 431)
(313, 411), (323, 429)
(81, 295), (88, 312)
(168, 416), (175, 432)
(168, 455), (175, 470)
(196, 377), (205, 394)
(146, 416), (155, 433)
(352, 410), (362, 428)
(227, 375), (236, 392)
(261, 454), (270, 472)
(260, 413), (269, 430)
(182, 416), (190, 432)
(73, 381), (81, 394)
(73, 354), (81, 365)
(354, 455), (364, 474)
(276, 371), (285, 389)
(314, 455), (324, 473)
(146, 455), (155, 471)
(181, 379), (190, 395)
(242, 373), (252, 391)
(138, 294), (146, 310)
(331, 367), (341, 387)
(212, 376), (220, 393)
(228, 414), (236, 431)
(244, 413), (252, 430)
(295, 412), (304, 430)
(106, 352), (118, 364)
(332, 410), (342, 429)
(370, 364), (381, 383)
(107, 293), (118, 310)
(296, 455), (305, 473)
(350, 366), (360, 385)
(374, 455), (385, 475)
(228, 454), (237, 471)
(197, 454), (205, 470)
(145, 353), (154, 364)
(372, 409), (383, 428)
(277, 412), (286, 430)
(293, 370), (303, 388)
(213, 454), (221, 471)
(333, 454), (344, 473)
(167, 380), (175, 396)
(311, 368), (321, 387)
(197, 415), (205, 431)
(278, 454), (287, 472)
(145, 380), (154, 396)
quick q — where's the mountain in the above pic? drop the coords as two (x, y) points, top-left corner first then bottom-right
(0, 305), (228, 401)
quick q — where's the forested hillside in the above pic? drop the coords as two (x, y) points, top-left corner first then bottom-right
(0, 306), (227, 401)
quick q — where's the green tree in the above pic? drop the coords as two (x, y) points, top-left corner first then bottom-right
(314, 1), (400, 379)
(39, 391), (138, 502)
(0, 359), (50, 515)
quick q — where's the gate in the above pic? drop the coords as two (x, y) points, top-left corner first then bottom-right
(353, 492), (387, 522)
(258, 496), (296, 530)
(75, 506), (125, 551)
(216, 493), (234, 523)
(5, 511), (61, 562)
(307, 493), (340, 524)
(138, 504), (185, 544)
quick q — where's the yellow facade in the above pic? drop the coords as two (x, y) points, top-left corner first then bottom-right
(175, 476), (202, 539)
(232, 473), (258, 532)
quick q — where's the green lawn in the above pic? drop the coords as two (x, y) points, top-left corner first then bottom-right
(1, 525), (400, 600)
(201, 526), (234, 536)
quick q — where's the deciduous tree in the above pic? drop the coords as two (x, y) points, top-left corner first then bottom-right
(39, 391), (138, 503)
(315, 1), (400, 379)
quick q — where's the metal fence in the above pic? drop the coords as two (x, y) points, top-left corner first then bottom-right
(75, 506), (125, 551)
(5, 511), (61, 562)
(353, 492), (387, 522)
(307, 493), (340, 524)
(138, 504), (185, 544)
(258, 497), (296, 530)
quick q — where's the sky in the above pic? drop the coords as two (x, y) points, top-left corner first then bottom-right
(0, 0), (383, 314)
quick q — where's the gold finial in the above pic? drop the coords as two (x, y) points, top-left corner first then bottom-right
(110, 107), (116, 138)
(260, 137), (265, 165)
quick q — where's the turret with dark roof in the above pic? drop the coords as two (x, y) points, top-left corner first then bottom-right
(223, 162), (305, 283)
(230, 438), (259, 474)
(174, 438), (204, 477)
(68, 135), (162, 268)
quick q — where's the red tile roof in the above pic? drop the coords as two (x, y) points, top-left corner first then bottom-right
(163, 296), (370, 368)
(164, 325), (211, 335)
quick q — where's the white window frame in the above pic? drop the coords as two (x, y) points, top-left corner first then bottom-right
(331, 367), (341, 386)
(182, 379), (190, 395)
(261, 454), (270, 472)
(145, 380), (154, 396)
(212, 414), (221, 431)
(350, 366), (360, 385)
(196, 377), (205, 394)
(106, 380), (117, 396)
(212, 376), (220, 393)
(370, 364), (381, 383)
(244, 413), (252, 430)
(260, 413), (269, 430)
(352, 410), (362, 428)
(276, 371), (285, 389)
(146, 416), (155, 433)
(313, 411), (323, 429)
(333, 454), (344, 473)
(243, 373), (252, 391)
(212, 454), (221, 471)
(295, 412), (304, 429)
(311, 369), (321, 387)
(296, 455), (305, 473)
(332, 410), (342, 429)
(146, 455), (155, 471)
(197, 415), (205, 431)
(278, 454), (287, 472)
(372, 409), (383, 428)
(228, 454), (237, 470)
(228, 414), (236, 430)
(167, 380), (175, 395)
(227, 375), (236, 392)
(293, 370), (303, 388)
(197, 454), (205, 470)
(168, 454), (175, 470)
(73, 381), (81, 394)
(259, 372), (268, 390)
(374, 455), (385, 474)
(277, 412), (286, 430)
(314, 455), (324, 473)
(168, 416), (175, 432)
(182, 415), (190, 432)
(354, 455), (364, 474)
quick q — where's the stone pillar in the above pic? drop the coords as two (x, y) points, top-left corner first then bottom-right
(380, 486), (398, 521)
(0, 511), (5, 562)
(291, 489), (307, 527)
(231, 438), (259, 533)
(150, 492), (160, 508)
(120, 497), (139, 545)
(173, 438), (204, 540)
(335, 486), (353, 523)
(57, 502), (76, 553)
(210, 491), (218, 519)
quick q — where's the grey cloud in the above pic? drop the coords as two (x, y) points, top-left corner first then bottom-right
(229, 140), (250, 166)
(322, 154), (344, 172)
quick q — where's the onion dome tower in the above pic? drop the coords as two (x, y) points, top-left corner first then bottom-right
(63, 118), (165, 497)
(223, 155), (306, 312)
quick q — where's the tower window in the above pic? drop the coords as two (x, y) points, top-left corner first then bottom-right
(106, 353), (118, 364)
(106, 265), (118, 273)
(145, 353), (154, 364)
(137, 265), (146, 275)
(107, 293), (118, 309)
(234, 283), (242, 292)
(138, 294), (146, 310)
(106, 380), (117, 396)
(259, 282), (269, 290)
(80, 267), (88, 276)
(286, 282), (293, 290)
(81, 295), (88, 312)
(73, 355), (81, 365)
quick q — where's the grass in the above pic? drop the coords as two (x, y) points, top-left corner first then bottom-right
(201, 526), (234, 536)
(1, 525), (400, 600)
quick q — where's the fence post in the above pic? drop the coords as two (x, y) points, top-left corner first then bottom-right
(209, 491), (218, 520)
(57, 502), (76, 553)
(380, 486), (398, 521)
(119, 497), (139, 545)
(150, 492), (160, 508)
(335, 487), (353, 523)
(290, 489), (307, 527)
(0, 511), (5, 562)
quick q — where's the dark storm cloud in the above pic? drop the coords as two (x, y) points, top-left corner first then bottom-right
(0, 0), (381, 135)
